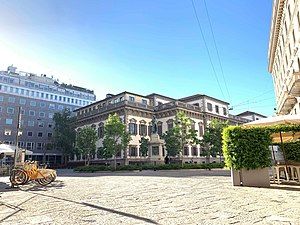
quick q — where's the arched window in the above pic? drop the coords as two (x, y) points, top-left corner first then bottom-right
(129, 118), (137, 135)
(166, 119), (174, 131)
(139, 120), (147, 136)
(98, 122), (104, 138)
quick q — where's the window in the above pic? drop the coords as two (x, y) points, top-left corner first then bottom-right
(5, 119), (13, 125)
(47, 132), (53, 138)
(37, 132), (43, 137)
(8, 97), (15, 103)
(4, 129), (12, 136)
(192, 147), (198, 156)
(129, 96), (135, 102)
(98, 123), (104, 138)
(28, 121), (35, 127)
(48, 113), (54, 119)
(129, 146), (137, 157)
(0, 106), (2, 112)
(49, 103), (56, 110)
(223, 107), (227, 116)
(40, 102), (46, 107)
(158, 122), (162, 136)
(29, 110), (35, 116)
(37, 143), (43, 150)
(48, 123), (53, 128)
(27, 131), (33, 137)
(167, 119), (173, 131)
(207, 103), (212, 111)
(38, 121), (44, 127)
(199, 123), (204, 137)
(129, 123), (137, 135)
(142, 99), (147, 105)
(0, 96), (3, 101)
(215, 105), (219, 114)
(20, 109), (25, 115)
(39, 112), (45, 117)
(139, 124), (147, 136)
(19, 99), (26, 105)
(58, 105), (64, 110)
(26, 142), (34, 150)
(7, 107), (14, 114)
(184, 146), (189, 156)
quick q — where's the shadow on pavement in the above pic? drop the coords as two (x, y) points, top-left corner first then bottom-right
(24, 191), (159, 225)
(57, 169), (231, 178)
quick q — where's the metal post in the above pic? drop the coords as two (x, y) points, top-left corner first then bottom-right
(279, 131), (289, 177)
(13, 106), (21, 168)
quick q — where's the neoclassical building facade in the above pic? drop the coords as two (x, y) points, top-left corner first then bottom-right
(268, 0), (300, 115)
(73, 92), (249, 165)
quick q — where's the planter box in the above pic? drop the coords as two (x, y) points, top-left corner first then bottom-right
(231, 168), (270, 188)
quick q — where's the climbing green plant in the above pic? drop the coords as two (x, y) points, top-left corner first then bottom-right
(222, 126), (272, 170)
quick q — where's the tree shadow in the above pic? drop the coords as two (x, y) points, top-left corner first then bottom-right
(23, 191), (159, 224)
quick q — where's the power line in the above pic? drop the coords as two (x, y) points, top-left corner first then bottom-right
(190, 0), (225, 100)
(231, 97), (274, 109)
(231, 90), (274, 108)
(203, 0), (231, 103)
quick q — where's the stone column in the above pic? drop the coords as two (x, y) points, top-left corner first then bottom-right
(74, 154), (77, 161)
(136, 146), (140, 157)
(188, 146), (192, 157)
(197, 146), (200, 157)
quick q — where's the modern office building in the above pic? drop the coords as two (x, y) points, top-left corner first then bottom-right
(236, 111), (267, 121)
(268, 0), (300, 115)
(73, 91), (250, 165)
(0, 65), (96, 164)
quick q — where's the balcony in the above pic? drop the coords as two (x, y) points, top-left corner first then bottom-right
(277, 72), (300, 114)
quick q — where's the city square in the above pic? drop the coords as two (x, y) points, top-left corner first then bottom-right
(1, 169), (300, 225)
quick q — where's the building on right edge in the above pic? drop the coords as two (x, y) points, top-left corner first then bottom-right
(268, 0), (300, 115)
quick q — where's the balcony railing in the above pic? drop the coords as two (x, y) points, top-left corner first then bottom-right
(77, 100), (154, 119)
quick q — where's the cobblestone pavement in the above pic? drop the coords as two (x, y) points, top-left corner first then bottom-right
(0, 169), (300, 225)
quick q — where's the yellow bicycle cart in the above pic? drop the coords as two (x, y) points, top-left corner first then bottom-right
(10, 161), (57, 186)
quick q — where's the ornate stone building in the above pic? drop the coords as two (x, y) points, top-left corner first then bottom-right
(73, 91), (249, 165)
(268, 0), (300, 115)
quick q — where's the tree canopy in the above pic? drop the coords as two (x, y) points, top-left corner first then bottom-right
(76, 126), (98, 165)
(53, 109), (76, 163)
(103, 114), (131, 170)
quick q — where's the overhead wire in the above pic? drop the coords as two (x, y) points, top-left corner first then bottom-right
(190, 0), (225, 100)
(202, 0), (231, 103)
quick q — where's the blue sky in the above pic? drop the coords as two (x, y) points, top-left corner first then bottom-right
(0, 0), (275, 116)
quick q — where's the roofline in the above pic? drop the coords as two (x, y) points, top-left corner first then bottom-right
(146, 93), (176, 101)
(180, 94), (229, 105)
(268, 0), (285, 73)
(74, 91), (148, 112)
(236, 111), (267, 118)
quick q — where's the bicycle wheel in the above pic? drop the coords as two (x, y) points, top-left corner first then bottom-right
(10, 169), (29, 185)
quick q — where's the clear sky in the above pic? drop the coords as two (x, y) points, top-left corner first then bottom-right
(0, 0), (275, 116)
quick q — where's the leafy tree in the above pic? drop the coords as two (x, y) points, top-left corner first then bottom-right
(103, 114), (131, 170)
(201, 119), (228, 163)
(139, 137), (149, 157)
(76, 126), (98, 166)
(172, 111), (199, 165)
(162, 129), (181, 157)
(53, 109), (76, 164)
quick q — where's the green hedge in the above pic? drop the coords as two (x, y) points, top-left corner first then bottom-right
(74, 162), (225, 172)
(222, 126), (272, 170)
(282, 142), (300, 162)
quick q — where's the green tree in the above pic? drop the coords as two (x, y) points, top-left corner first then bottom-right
(53, 109), (76, 164)
(139, 137), (149, 157)
(201, 119), (228, 163)
(173, 111), (199, 165)
(162, 129), (181, 157)
(103, 114), (131, 170)
(76, 126), (98, 166)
